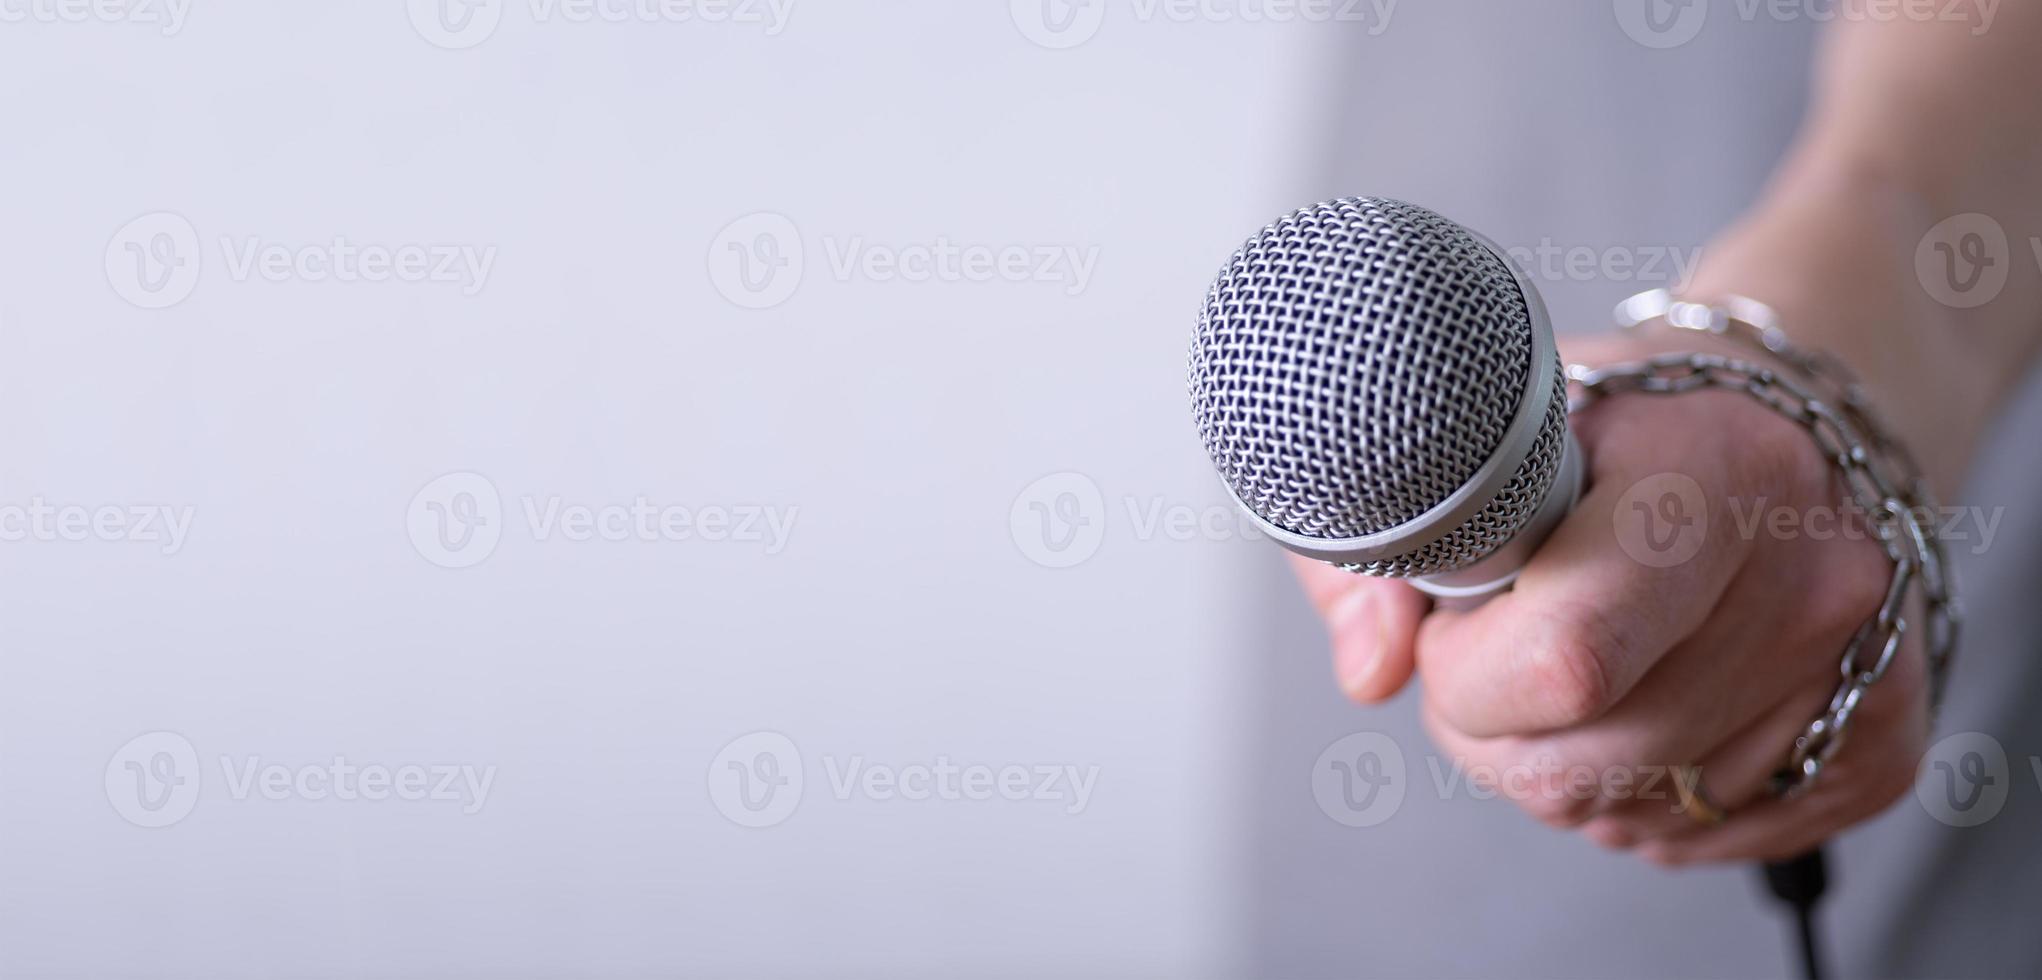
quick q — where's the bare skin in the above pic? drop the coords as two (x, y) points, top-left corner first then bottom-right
(1301, 1), (2042, 864)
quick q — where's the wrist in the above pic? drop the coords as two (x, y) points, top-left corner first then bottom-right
(1677, 173), (1996, 495)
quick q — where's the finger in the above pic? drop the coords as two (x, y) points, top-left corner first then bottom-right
(1432, 626), (1807, 837)
(1578, 685), (1833, 848)
(1639, 635), (1931, 864)
(1522, 543), (1882, 820)
(1289, 553), (1367, 618)
(1417, 481), (1896, 837)
(1636, 745), (1918, 866)
(1416, 398), (1765, 737)
(1289, 554), (1428, 703)
(1561, 541), (1899, 842)
(1418, 659), (1805, 840)
(1419, 700), (1601, 830)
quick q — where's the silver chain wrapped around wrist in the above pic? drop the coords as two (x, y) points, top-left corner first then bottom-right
(1576, 289), (1960, 799)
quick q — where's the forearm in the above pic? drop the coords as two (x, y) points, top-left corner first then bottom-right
(1684, 0), (2042, 494)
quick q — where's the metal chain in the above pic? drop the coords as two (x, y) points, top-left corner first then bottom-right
(1573, 289), (1961, 799)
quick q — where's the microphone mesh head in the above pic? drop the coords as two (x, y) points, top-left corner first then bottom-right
(1188, 197), (1568, 577)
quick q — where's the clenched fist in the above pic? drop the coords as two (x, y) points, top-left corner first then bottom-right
(1293, 332), (1931, 865)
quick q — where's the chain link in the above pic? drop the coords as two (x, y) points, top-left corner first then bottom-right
(1584, 290), (1960, 799)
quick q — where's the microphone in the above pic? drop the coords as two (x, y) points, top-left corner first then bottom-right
(1187, 197), (1583, 603)
(1190, 196), (1831, 979)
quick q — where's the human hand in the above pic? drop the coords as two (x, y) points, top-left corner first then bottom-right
(1294, 332), (1930, 865)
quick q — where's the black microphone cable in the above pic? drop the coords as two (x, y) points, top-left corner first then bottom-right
(1761, 848), (1829, 980)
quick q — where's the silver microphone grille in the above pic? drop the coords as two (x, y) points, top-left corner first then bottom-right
(1188, 197), (1569, 577)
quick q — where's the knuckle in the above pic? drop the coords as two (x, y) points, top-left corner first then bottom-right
(1871, 761), (1916, 812)
(1517, 782), (1597, 828)
(1832, 759), (1915, 825)
(1823, 728), (1923, 817)
(1520, 606), (1622, 728)
(1814, 546), (1891, 635)
(1495, 739), (1617, 827)
(1876, 706), (1932, 801)
(1728, 407), (1822, 495)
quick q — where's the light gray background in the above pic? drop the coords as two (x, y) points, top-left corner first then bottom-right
(2, 2), (2038, 978)
(0, 4), (1335, 977)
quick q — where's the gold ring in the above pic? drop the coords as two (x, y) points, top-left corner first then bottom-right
(1675, 765), (1728, 826)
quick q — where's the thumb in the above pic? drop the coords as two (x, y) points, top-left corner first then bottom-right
(1290, 554), (1428, 703)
